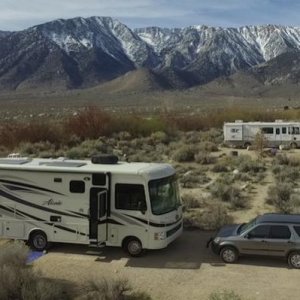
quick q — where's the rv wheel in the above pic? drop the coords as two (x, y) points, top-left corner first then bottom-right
(124, 238), (143, 257)
(291, 142), (297, 149)
(30, 231), (48, 251)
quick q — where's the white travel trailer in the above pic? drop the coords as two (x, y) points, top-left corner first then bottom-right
(224, 121), (300, 148)
(0, 155), (182, 256)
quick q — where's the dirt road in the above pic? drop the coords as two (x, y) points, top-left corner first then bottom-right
(33, 230), (300, 300)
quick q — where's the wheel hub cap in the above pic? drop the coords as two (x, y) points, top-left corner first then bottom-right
(223, 250), (235, 262)
(291, 254), (300, 268)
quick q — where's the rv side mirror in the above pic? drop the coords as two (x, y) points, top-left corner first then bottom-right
(138, 201), (147, 214)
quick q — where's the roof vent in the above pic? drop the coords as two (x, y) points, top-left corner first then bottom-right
(91, 154), (118, 164)
(235, 120), (243, 123)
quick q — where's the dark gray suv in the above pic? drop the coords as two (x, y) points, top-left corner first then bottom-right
(207, 213), (300, 268)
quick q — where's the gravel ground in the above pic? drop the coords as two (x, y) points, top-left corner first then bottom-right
(33, 230), (300, 300)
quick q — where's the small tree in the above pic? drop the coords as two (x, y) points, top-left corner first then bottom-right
(254, 130), (267, 158)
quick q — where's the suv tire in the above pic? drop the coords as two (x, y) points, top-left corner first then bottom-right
(220, 247), (238, 263)
(288, 251), (300, 269)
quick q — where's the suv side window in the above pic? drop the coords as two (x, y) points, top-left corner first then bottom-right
(248, 225), (270, 238)
(269, 226), (291, 239)
(294, 226), (300, 237)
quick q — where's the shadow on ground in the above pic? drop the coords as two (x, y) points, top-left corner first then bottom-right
(49, 230), (289, 270)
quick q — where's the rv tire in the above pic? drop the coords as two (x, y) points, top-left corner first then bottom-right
(123, 237), (143, 257)
(290, 142), (297, 149)
(29, 231), (48, 251)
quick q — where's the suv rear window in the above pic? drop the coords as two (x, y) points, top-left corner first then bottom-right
(294, 226), (300, 237)
(270, 225), (291, 239)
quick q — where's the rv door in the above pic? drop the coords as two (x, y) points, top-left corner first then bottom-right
(89, 189), (107, 244)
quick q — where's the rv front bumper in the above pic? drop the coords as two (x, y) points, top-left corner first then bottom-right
(148, 222), (183, 250)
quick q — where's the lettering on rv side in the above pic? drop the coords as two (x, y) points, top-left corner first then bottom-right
(43, 199), (62, 206)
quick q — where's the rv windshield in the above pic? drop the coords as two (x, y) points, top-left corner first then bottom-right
(149, 176), (181, 215)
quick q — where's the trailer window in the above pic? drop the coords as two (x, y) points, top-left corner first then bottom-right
(92, 173), (106, 186)
(70, 180), (85, 193)
(261, 127), (274, 134)
(115, 184), (146, 211)
(231, 128), (239, 133)
(293, 127), (300, 135)
(276, 128), (280, 135)
(282, 127), (287, 134)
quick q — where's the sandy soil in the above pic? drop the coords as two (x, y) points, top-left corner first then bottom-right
(33, 230), (300, 300)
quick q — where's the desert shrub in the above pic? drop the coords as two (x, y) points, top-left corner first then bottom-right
(150, 131), (169, 144)
(266, 183), (300, 213)
(0, 242), (71, 300)
(195, 152), (216, 165)
(77, 277), (151, 300)
(275, 154), (300, 167)
(275, 154), (290, 165)
(172, 145), (196, 162)
(64, 107), (114, 139)
(182, 194), (203, 209)
(183, 203), (233, 230)
(199, 128), (223, 144)
(210, 182), (247, 209)
(211, 163), (229, 173)
(198, 141), (219, 152)
(115, 131), (132, 141)
(180, 171), (211, 188)
(209, 290), (243, 300)
(273, 165), (300, 183)
(230, 155), (265, 173)
(238, 159), (265, 173)
(66, 147), (89, 159)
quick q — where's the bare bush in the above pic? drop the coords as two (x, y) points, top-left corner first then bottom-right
(266, 183), (300, 213)
(210, 182), (248, 209)
(211, 163), (229, 173)
(172, 145), (196, 162)
(198, 141), (219, 152)
(183, 203), (233, 230)
(0, 242), (72, 300)
(195, 152), (216, 165)
(182, 194), (203, 209)
(77, 277), (151, 300)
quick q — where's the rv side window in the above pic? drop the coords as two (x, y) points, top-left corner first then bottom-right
(276, 128), (280, 135)
(261, 127), (274, 134)
(282, 127), (287, 134)
(70, 180), (85, 193)
(92, 173), (106, 186)
(115, 184), (146, 211)
(293, 127), (300, 135)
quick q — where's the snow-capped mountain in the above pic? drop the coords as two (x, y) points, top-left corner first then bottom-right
(1, 17), (300, 91)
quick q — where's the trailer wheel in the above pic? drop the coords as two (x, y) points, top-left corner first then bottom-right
(244, 142), (251, 149)
(30, 231), (48, 251)
(123, 237), (143, 257)
(290, 142), (297, 149)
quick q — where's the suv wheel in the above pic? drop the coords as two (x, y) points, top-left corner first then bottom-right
(288, 251), (300, 269)
(220, 247), (238, 263)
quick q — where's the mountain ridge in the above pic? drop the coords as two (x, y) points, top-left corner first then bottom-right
(1, 17), (300, 92)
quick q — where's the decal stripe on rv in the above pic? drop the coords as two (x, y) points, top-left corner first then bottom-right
(0, 179), (64, 195)
(0, 189), (83, 218)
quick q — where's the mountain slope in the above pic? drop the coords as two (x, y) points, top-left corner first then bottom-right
(2, 18), (300, 91)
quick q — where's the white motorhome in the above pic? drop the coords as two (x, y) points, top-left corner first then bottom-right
(0, 155), (182, 256)
(224, 121), (300, 148)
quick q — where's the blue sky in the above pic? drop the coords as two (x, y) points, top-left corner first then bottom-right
(0, 0), (299, 30)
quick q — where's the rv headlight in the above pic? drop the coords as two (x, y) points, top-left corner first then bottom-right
(213, 237), (221, 244)
(154, 231), (166, 240)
